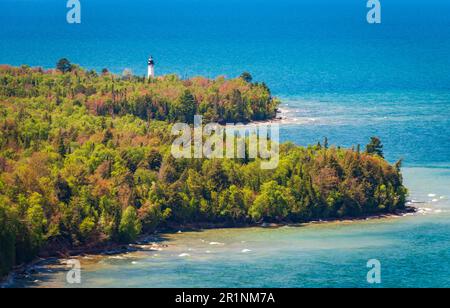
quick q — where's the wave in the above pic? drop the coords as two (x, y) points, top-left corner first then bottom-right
(416, 207), (447, 215)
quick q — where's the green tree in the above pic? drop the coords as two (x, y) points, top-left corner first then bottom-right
(79, 217), (96, 240)
(365, 137), (384, 158)
(240, 72), (253, 83)
(230, 89), (247, 122)
(0, 199), (17, 277)
(217, 185), (247, 221)
(26, 193), (47, 252)
(250, 181), (290, 222)
(99, 196), (121, 240)
(119, 206), (142, 243)
(102, 129), (113, 145)
(57, 133), (67, 157)
(56, 58), (73, 73)
(147, 149), (162, 170)
(178, 90), (197, 123)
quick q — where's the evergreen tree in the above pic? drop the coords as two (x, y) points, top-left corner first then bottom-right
(240, 72), (253, 83)
(178, 90), (197, 123)
(365, 137), (384, 158)
(56, 58), (73, 74)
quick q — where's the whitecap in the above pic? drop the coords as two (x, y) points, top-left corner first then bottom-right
(440, 196), (445, 200)
(178, 253), (190, 257)
(432, 199), (439, 202)
(209, 242), (224, 246)
(428, 194), (437, 197)
(241, 249), (252, 253)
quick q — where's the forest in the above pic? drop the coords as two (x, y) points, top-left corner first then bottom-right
(0, 61), (407, 277)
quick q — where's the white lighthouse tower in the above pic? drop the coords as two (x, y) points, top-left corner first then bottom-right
(147, 56), (155, 78)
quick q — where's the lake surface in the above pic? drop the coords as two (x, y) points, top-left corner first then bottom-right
(2, 0), (449, 287)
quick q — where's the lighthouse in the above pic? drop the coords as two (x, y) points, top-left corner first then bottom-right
(147, 56), (155, 78)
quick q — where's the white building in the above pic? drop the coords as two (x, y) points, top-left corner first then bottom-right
(147, 56), (155, 78)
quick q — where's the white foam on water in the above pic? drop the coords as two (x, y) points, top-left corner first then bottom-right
(428, 194), (437, 197)
(178, 253), (190, 257)
(241, 249), (252, 253)
(432, 199), (439, 202)
(402, 213), (415, 217)
(440, 196), (445, 199)
(417, 208), (433, 215)
(209, 242), (224, 246)
(417, 207), (446, 216)
(109, 256), (126, 260)
(131, 261), (138, 265)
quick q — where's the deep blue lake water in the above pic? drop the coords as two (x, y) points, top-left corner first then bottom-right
(2, 0), (450, 287)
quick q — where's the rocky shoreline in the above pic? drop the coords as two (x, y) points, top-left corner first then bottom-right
(1, 206), (417, 287)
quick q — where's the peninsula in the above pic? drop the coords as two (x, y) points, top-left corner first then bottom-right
(0, 61), (408, 278)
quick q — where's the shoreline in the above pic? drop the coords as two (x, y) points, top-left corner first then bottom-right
(1, 206), (417, 287)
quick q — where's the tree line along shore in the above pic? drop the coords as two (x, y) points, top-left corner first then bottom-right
(0, 61), (408, 278)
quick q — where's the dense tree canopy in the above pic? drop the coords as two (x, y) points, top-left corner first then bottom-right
(0, 64), (407, 277)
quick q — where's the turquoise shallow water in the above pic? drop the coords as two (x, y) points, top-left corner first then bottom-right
(2, 0), (450, 287)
